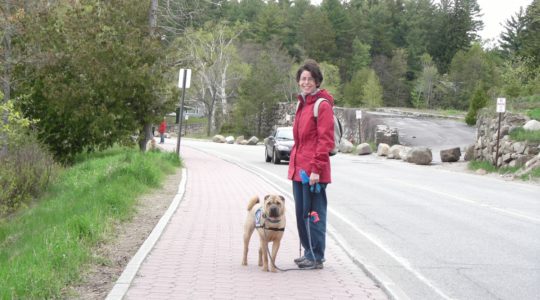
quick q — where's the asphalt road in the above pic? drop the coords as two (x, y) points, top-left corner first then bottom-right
(180, 129), (539, 300)
(377, 114), (477, 163)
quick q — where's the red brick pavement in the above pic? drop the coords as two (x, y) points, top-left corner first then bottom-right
(117, 143), (388, 299)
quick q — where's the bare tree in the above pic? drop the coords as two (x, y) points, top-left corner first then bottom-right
(183, 23), (244, 135)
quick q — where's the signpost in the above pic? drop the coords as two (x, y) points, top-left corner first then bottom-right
(356, 110), (362, 144)
(494, 97), (506, 167)
(176, 68), (191, 156)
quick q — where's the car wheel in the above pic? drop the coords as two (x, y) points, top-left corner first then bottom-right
(272, 149), (281, 164)
(265, 147), (271, 162)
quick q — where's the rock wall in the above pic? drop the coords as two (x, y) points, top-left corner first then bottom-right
(472, 109), (539, 167)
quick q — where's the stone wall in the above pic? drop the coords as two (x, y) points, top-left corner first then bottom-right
(275, 102), (384, 144)
(472, 109), (539, 167)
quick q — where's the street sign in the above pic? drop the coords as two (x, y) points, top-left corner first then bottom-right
(356, 110), (362, 119)
(178, 69), (191, 89)
(496, 97), (506, 113)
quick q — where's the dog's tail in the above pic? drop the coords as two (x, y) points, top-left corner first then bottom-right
(247, 196), (259, 211)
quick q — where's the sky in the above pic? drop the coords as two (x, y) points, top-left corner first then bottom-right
(308, 0), (534, 44)
(476, 0), (533, 42)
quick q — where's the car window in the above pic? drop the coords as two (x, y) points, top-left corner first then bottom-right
(276, 128), (293, 140)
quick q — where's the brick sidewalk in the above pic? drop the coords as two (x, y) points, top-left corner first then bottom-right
(116, 142), (387, 299)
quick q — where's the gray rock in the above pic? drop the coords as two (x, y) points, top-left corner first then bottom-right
(225, 136), (235, 144)
(440, 147), (461, 162)
(405, 147), (432, 165)
(357, 143), (372, 155)
(339, 139), (354, 153)
(247, 136), (259, 145)
(212, 135), (226, 143)
(524, 120), (540, 131)
(377, 143), (390, 156)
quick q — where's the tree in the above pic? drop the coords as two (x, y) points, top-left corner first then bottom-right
(235, 52), (283, 137)
(499, 7), (526, 59)
(363, 69), (384, 109)
(297, 9), (336, 63)
(343, 68), (371, 107)
(520, 0), (540, 68)
(413, 54), (439, 108)
(17, 0), (173, 162)
(448, 43), (497, 109)
(349, 38), (371, 79)
(181, 22), (245, 136)
(428, 0), (483, 73)
(465, 84), (488, 125)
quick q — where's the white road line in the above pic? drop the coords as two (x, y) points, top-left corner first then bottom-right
(386, 178), (540, 224)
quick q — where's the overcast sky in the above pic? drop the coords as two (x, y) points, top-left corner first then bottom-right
(477, 0), (532, 42)
(308, 0), (534, 43)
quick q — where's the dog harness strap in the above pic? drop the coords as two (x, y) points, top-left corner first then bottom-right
(264, 227), (285, 232)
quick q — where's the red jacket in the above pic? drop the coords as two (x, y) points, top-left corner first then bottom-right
(288, 89), (335, 183)
(159, 121), (167, 134)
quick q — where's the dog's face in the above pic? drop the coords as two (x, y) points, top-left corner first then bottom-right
(263, 194), (285, 219)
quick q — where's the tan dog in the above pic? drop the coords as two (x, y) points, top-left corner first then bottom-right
(241, 195), (286, 272)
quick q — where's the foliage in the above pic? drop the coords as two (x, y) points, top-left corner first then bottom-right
(509, 127), (540, 143)
(319, 61), (342, 104)
(413, 54), (439, 108)
(465, 85), (488, 125)
(343, 68), (370, 107)
(0, 135), (58, 215)
(528, 108), (540, 120)
(498, 7), (526, 59)
(235, 51), (283, 137)
(0, 100), (31, 150)
(16, 0), (173, 163)
(448, 44), (498, 110)
(363, 70), (384, 108)
(0, 147), (180, 299)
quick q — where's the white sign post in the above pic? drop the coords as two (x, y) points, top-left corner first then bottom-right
(356, 110), (362, 143)
(494, 97), (506, 167)
(176, 69), (192, 156)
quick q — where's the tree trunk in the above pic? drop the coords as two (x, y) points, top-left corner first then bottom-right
(148, 0), (158, 37)
(138, 123), (153, 152)
(1, 0), (13, 157)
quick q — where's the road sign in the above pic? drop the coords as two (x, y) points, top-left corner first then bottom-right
(356, 110), (362, 119)
(496, 97), (506, 113)
(178, 69), (191, 89)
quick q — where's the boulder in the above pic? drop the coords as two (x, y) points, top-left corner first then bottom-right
(388, 145), (411, 160)
(212, 135), (226, 143)
(225, 136), (235, 144)
(246, 136), (259, 145)
(377, 143), (390, 156)
(440, 147), (461, 162)
(375, 125), (399, 146)
(235, 135), (245, 144)
(524, 120), (540, 131)
(339, 139), (354, 153)
(356, 143), (372, 155)
(405, 147), (432, 165)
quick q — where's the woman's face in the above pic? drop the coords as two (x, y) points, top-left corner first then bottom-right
(298, 70), (317, 94)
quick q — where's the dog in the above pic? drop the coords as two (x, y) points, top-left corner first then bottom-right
(241, 195), (286, 272)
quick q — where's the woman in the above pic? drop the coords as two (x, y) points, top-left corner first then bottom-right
(288, 60), (335, 269)
(158, 117), (167, 144)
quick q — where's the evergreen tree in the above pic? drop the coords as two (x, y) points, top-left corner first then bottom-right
(465, 84), (488, 125)
(499, 8), (526, 59)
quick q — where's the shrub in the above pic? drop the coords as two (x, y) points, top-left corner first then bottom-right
(465, 85), (488, 125)
(0, 137), (59, 216)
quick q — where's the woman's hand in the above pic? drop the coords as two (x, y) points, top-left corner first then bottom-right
(309, 172), (320, 186)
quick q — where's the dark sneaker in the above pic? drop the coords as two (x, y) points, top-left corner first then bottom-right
(297, 259), (323, 269)
(294, 256), (306, 264)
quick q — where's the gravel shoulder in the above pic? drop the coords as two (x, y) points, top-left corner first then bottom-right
(66, 168), (182, 299)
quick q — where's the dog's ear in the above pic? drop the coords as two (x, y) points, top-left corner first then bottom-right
(264, 195), (270, 201)
(279, 195), (285, 202)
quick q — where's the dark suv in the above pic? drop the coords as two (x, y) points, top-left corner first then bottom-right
(265, 127), (294, 164)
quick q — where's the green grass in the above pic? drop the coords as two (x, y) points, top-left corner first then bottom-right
(509, 127), (540, 143)
(527, 107), (540, 121)
(468, 160), (522, 175)
(520, 167), (540, 181)
(0, 147), (181, 299)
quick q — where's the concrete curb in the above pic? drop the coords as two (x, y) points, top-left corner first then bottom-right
(105, 168), (188, 300)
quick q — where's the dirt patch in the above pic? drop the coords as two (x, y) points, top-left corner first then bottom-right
(66, 168), (182, 299)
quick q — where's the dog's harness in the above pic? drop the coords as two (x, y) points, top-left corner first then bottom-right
(255, 207), (285, 231)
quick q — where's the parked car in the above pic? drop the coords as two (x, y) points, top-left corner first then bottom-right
(265, 127), (294, 164)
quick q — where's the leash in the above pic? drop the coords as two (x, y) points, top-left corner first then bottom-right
(262, 218), (319, 272)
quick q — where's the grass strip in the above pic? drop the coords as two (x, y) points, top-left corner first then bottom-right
(0, 147), (181, 299)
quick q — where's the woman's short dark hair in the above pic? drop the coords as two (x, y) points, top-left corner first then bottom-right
(296, 59), (323, 88)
